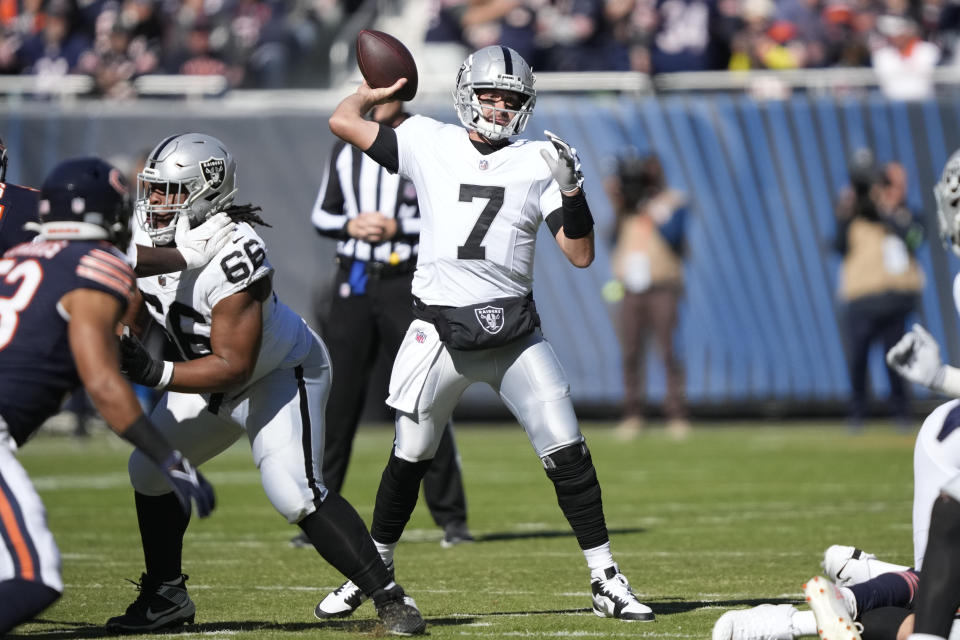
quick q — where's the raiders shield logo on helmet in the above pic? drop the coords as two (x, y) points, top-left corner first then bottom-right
(474, 305), (504, 334)
(200, 157), (226, 188)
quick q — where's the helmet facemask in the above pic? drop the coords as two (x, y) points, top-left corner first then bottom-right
(935, 150), (960, 258)
(453, 46), (536, 142)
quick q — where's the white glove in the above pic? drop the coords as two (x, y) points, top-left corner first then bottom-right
(539, 130), (584, 193)
(175, 212), (236, 270)
(886, 323), (945, 389)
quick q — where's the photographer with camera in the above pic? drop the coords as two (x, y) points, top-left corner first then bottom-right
(604, 152), (690, 440)
(834, 149), (925, 430)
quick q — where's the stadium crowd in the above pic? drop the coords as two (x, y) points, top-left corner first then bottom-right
(0, 0), (957, 94)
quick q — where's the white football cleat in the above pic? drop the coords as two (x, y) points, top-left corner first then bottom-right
(590, 565), (655, 621)
(712, 604), (798, 640)
(315, 578), (367, 618)
(822, 545), (909, 587)
(804, 575), (862, 640)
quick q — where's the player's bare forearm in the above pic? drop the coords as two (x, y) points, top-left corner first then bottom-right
(166, 285), (265, 393)
(329, 79), (407, 150)
(134, 244), (187, 277)
(66, 290), (145, 433)
(555, 229), (595, 268)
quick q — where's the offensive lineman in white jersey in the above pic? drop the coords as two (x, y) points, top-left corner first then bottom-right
(315, 45), (654, 622)
(106, 133), (425, 636)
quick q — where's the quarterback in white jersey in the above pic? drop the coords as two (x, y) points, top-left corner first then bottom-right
(315, 45), (654, 623)
(106, 133), (425, 636)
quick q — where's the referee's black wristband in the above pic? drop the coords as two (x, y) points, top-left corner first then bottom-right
(121, 414), (175, 467)
(561, 190), (594, 239)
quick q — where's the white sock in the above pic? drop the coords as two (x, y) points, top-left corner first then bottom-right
(791, 610), (818, 636)
(907, 635), (947, 640)
(839, 586), (858, 618)
(375, 540), (396, 568)
(583, 542), (614, 574)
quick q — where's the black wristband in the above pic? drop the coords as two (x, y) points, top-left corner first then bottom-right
(121, 414), (175, 466)
(561, 190), (594, 239)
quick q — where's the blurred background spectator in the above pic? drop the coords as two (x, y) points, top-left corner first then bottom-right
(872, 13), (940, 100)
(0, 0), (956, 91)
(605, 151), (691, 441)
(833, 149), (926, 431)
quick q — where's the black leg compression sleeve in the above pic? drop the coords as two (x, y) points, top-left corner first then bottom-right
(859, 606), (913, 640)
(370, 453), (432, 545)
(0, 578), (61, 634)
(136, 491), (190, 582)
(913, 494), (960, 637)
(542, 443), (609, 550)
(298, 490), (390, 596)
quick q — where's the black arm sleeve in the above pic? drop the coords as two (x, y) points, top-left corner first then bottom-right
(364, 125), (399, 174)
(545, 208), (563, 237)
(560, 190), (594, 239)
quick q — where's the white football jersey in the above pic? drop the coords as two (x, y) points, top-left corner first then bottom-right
(135, 222), (314, 393)
(395, 115), (562, 307)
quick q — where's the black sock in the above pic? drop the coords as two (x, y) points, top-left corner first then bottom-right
(913, 494), (960, 636)
(370, 453), (432, 545)
(298, 490), (390, 596)
(859, 606), (913, 640)
(0, 578), (60, 634)
(135, 491), (190, 582)
(850, 570), (919, 614)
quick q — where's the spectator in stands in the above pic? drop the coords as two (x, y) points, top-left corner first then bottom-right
(872, 14), (940, 101)
(163, 19), (243, 86)
(649, 0), (733, 72)
(834, 149), (925, 431)
(605, 152), (690, 440)
(17, 0), (91, 77)
(422, 0), (537, 76)
(534, 0), (622, 70)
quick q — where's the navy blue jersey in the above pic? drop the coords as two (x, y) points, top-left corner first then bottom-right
(0, 182), (40, 254)
(0, 239), (134, 446)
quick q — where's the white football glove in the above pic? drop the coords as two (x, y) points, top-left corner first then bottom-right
(886, 323), (946, 390)
(540, 130), (584, 193)
(175, 212), (236, 270)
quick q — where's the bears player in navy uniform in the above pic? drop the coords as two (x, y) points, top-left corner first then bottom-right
(0, 157), (215, 635)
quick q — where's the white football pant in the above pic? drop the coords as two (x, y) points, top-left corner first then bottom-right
(128, 338), (331, 524)
(392, 325), (583, 462)
(914, 399), (960, 570)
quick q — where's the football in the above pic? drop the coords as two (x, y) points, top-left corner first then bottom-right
(355, 30), (418, 102)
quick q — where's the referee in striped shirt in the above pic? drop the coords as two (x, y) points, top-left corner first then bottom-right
(307, 100), (472, 548)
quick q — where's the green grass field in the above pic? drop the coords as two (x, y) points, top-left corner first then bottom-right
(11, 420), (918, 639)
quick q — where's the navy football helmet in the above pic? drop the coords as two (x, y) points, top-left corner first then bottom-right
(34, 157), (132, 248)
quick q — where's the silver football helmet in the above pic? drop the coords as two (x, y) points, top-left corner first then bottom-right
(935, 148), (960, 257)
(453, 45), (536, 141)
(136, 132), (237, 245)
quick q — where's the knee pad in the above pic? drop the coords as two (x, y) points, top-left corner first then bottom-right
(541, 443), (608, 550)
(260, 454), (326, 524)
(128, 450), (171, 496)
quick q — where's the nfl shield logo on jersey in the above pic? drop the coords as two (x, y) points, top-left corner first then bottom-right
(474, 305), (504, 334)
(200, 157), (226, 187)
(478, 159), (489, 171)
(415, 329), (426, 343)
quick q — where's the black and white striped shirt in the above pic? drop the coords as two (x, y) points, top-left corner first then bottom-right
(311, 140), (420, 266)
